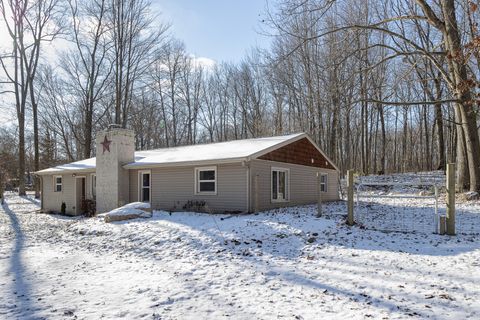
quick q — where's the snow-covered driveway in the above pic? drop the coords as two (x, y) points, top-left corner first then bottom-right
(1, 192), (479, 319)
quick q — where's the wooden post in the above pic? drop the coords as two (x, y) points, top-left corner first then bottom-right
(347, 170), (354, 226)
(317, 173), (322, 217)
(439, 216), (446, 235)
(0, 171), (4, 205)
(446, 163), (456, 235)
(254, 175), (259, 213)
(434, 185), (439, 234)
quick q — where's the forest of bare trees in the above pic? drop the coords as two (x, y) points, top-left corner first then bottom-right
(1, 0), (479, 196)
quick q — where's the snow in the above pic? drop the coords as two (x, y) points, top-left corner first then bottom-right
(1, 180), (480, 319)
(36, 133), (306, 174)
(35, 157), (96, 174)
(101, 201), (151, 216)
(126, 132), (305, 168)
(101, 202), (152, 222)
(354, 171), (480, 235)
(462, 191), (480, 201)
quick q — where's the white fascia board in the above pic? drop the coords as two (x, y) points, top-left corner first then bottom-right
(123, 157), (247, 170)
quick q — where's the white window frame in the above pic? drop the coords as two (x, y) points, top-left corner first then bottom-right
(271, 167), (290, 203)
(138, 170), (151, 203)
(320, 173), (328, 193)
(53, 175), (62, 192)
(194, 166), (217, 195)
(91, 173), (96, 199)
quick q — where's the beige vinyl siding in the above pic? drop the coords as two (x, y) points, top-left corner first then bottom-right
(249, 159), (339, 212)
(129, 169), (139, 203)
(118, 168), (131, 207)
(42, 172), (95, 215)
(85, 173), (95, 200)
(129, 163), (248, 213)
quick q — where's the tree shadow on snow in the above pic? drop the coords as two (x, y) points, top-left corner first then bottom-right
(139, 200), (480, 259)
(349, 200), (480, 255)
(144, 209), (317, 260)
(120, 210), (440, 318)
(92, 203), (479, 318)
(19, 194), (41, 207)
(150, 209), (476, 317)
(2, 200), (38, 318)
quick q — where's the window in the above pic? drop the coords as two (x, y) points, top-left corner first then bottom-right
(271, 168), (289, 202)
(139, 171), (151, 202)
(195, 167), (217, 195)
(320, 173), (328, 192)
(91, 174), (96, 199)
(53, 176), (62, 192)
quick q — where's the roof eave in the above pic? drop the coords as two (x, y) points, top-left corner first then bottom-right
(303, 135), (340, 172)
(35, 168), (96, 176)
(123, 157), (248, 169)
(249, 132), (340, 172)
(248, 133), (307, 160)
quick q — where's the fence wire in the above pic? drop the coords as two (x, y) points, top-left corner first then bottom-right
(352, 171), (480, 235)
(455, 204), (480, 236)
(355, 191), (442, 234)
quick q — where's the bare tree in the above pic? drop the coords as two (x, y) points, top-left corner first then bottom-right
(110, 0), (169, 127)
(61, 0), (113, 158)
(264, 0), (479, 190)
(0, 0), (63, 196)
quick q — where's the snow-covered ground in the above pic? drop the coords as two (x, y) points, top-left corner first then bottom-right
(1, 183), (480, 319)
(354, 171), (480, 235)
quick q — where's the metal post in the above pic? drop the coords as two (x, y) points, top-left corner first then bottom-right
(446, 163), (456, 235)
(317, 173), (322, 217)
(254, 175), (259, 213)
(347, 170), (354, 226)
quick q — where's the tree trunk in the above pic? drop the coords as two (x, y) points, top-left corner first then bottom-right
(441, 0), (480, 191)
(402, 107), (408, 173)
(32, 94), (40, 198)
(454, 105), (468, 191)
(18, 116), (26, 196)
(379, 105), (386, 174)
(422, 104), (431, 170)
(84, 111), (93, 158)
(433, 77), (446, 171)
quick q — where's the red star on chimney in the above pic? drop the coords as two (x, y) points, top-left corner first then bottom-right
(101, 135), (112, 154)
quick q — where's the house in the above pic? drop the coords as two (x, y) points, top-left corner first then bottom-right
(36, 127), (339, 215)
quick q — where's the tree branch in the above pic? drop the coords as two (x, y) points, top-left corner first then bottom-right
(351, 98), (458, 106)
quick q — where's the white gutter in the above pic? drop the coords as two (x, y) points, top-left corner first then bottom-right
(123, 157), (248, 170)
(245, 160), (250, 213)
(35, 168), (96, 176)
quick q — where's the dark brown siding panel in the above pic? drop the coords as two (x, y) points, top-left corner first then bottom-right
(258, 137), (336, 169)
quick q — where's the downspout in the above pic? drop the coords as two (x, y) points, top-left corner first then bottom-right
(39, 175), (44, 212)
(244, 159), (251, 213)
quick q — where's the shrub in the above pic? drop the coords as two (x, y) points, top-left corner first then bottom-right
(83, 199), (96, 217)
(183, 200), (207, 212)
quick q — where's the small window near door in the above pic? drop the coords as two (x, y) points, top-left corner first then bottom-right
(54, 176), (62, 192)
(272, 168), (289, 202)
(195, 167), (217, 195)
(139, 171), (151, 202)
(320, 173), (328, 192)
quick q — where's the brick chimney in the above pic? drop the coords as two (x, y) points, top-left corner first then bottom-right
(95, 125), (135, 213)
